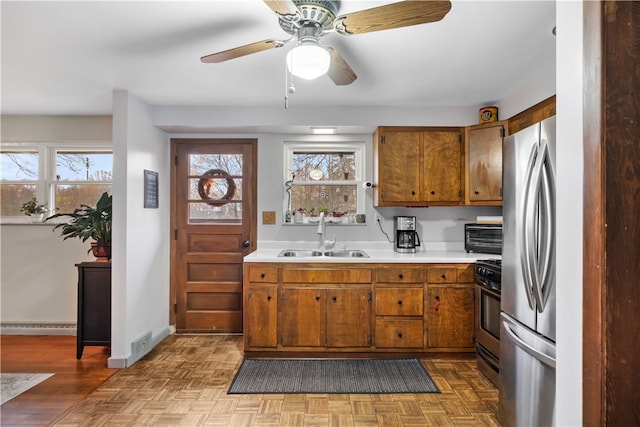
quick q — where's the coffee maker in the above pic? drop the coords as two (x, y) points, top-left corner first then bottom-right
(394, 216), (421, 253)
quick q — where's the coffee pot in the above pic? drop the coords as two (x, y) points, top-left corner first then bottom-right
(393, 216), (421, 253)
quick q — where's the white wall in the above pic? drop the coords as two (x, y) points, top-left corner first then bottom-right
(110, 90), (170, 367)
(555, 2), (583, 425)
(1, 115), (112, 332)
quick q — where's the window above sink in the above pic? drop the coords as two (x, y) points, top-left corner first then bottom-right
(283, 141), (365, 225)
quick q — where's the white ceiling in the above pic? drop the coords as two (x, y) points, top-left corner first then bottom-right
(1, 0), (556, 116)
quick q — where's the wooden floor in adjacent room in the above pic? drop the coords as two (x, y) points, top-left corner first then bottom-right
(0, 335), (115, 426)
(1, 335), (499, 426)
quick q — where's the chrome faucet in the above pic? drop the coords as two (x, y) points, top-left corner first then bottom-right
(317, 212), (335, 251)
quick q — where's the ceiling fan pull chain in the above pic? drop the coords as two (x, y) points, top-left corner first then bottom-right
(284, 62), (295, 109)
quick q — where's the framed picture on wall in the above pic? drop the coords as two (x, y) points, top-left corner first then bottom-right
(144, 169), (158, 209)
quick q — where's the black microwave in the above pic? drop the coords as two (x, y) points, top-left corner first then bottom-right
(465, 223), (502, 254)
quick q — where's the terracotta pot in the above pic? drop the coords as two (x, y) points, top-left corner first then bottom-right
(91, 242), (111, 262)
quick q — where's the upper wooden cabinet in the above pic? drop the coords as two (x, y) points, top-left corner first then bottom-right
(465, 120), (508, 205)
(373, 126), (465, 206)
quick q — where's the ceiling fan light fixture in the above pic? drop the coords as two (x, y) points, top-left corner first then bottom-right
(286, 42), (330, 80)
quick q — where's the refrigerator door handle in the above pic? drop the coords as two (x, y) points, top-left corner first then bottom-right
(520, 144), (539, 310)
(529, 138), (556, 312)
(502, 314), (556, 368)
(537, 138), (556, 311)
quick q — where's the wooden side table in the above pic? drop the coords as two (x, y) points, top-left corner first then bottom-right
(75, 262), (111, 359)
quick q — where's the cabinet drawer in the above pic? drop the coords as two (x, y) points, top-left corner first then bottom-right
(283, 268), (372, 284)
(427, 266), (458, 283)
(375, 287), (424, 316)
(248, 267), (278, 283)
(375, 319), (424, 348)
(456, 264), (475, 283)
(376, 267), (424, 283)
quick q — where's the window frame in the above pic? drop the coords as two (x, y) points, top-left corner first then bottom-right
(283, 141), (365, 224)
(0, 141), (112, 224)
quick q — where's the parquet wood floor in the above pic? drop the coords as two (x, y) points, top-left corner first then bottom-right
(49, 335), (499, 427)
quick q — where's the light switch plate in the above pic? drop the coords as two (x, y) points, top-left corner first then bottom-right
(262, 211), (276, 225)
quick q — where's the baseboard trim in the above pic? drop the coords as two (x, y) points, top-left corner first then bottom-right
(0, 322), (76, 336)
(108, 326), (172, 368)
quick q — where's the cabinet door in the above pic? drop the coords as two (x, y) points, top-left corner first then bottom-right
(422, 130), (463, 203)
(245, 284), (278, 348)
(280, 288), (325, 347)
(427, 284), (475, 349)
(467, 123), (504, 203)
(326, 288), (371, 348)
(377, 131), (422, 204)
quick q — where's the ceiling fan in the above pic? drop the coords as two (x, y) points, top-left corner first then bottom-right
(200, 0), (452, 85)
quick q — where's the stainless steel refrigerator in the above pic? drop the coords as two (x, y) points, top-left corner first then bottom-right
(499, 116), (556, 426)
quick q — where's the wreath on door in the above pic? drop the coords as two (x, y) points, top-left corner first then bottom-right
(197, 169), (236, 206)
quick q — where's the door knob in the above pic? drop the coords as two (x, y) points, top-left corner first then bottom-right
(242, 240), (250, 247)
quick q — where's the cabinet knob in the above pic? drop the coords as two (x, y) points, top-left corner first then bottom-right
(332, 296), (337, 302)
(267, 295), (272, 301)
(430, 190), (436, 195)
(242, 240), (250, 248)
(411, 190), (416, 195)
(397, 300), (403, 305)
(316, 295), (321, 301)
(397, 332), (403, 339)
(435, 295), (440, 300)
(398, 274), (404, 279)
(474, 190), (480, 195)
(260, 273), (266, 278)
(441, 274), (446, 280)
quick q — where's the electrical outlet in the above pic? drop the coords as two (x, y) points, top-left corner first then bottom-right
(375, 214), (381, 222)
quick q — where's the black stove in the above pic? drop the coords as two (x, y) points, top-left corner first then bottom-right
(475, 259), (502, 293)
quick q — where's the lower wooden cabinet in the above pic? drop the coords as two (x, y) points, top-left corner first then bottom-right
(426, 284), (475, 349)
(243, 262), (476, 355)
(279, 287), (371, 348)
(245, 284), (278, 348)
(426, 264), (475, 350)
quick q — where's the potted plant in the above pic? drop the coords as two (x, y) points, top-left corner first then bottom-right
(20, 197), (54, 222)
(45, 192), (112, 262)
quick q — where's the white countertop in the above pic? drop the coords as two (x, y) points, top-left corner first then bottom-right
(244, 242), (500, 264)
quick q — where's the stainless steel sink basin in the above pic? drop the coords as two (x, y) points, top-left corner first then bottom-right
(323, 249), (369, 258)
(277, 249), (369, 258)
(277, 249), (323, 257)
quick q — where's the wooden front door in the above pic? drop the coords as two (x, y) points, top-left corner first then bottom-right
(171, 139), (257, 333)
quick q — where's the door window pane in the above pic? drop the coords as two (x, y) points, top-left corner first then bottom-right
(189, 202), (242, 222)
(188, 153), (243, 224)
(189, 154), (242, 176)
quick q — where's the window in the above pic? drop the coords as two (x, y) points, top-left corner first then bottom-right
(0, 143), (112, 221)
(284, 141), (364, 224)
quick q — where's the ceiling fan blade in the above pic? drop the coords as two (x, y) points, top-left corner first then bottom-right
(326, 47), (357, 86)
(201, 39), (286, 63)
(263, 0), (299, 16)
(335, 1), (451, 35)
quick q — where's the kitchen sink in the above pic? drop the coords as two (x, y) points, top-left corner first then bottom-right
(277, 249), (323, 257)
(277, 249), (369, 258)
(323, 249), (369, 258)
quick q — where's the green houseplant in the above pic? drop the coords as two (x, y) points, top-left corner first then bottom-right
(20, 197), (55, 222)
(45, 191), (112, 261)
